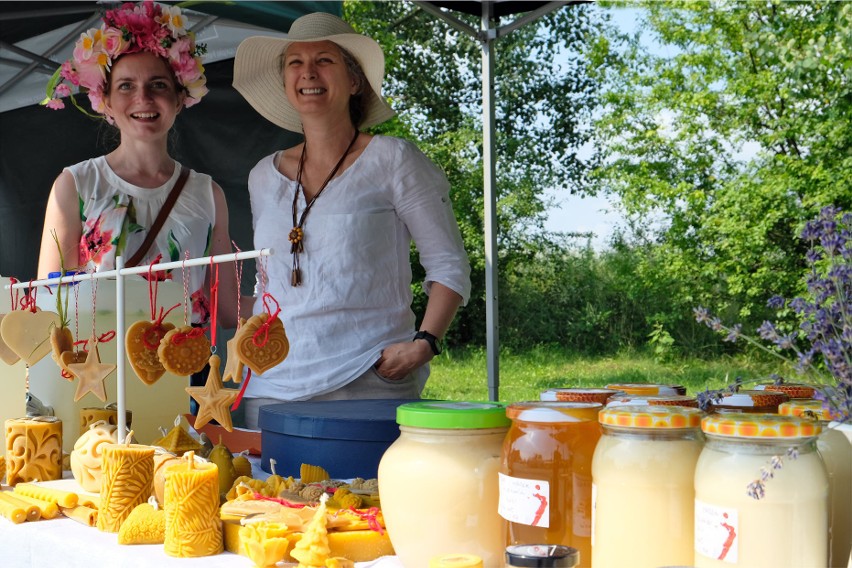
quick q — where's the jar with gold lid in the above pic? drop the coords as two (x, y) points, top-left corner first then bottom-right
(695, 413), (828, 567)
(779, 400), (850, 567)
(591, 405), (704, 568)
(710, 389), (789, 413)
(500, 402), (601, 567)
(605, 383), (686, 396)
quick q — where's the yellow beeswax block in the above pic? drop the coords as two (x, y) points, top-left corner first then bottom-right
(10, 493), (59, 519)
(14, 483), (78, 508)
(4, 417), (63, 485)
(163, 453), (222, 557)
(98, 443), (154, 533)
(0, 492), (40, 521)
(0, 492), (26, 524)
(61, 504), (98, 527)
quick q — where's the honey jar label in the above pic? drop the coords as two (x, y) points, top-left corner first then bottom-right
(497, 473), (550, 528)
(695, 500), (739, 563)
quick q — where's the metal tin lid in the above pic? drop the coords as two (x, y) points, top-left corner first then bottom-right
(606, 383), (687, 396)
(606, 394), (699, 408)
(778, 399), (833, 422)
(701, 412), (822, 438)
(552, 388), (623, 404)
(598, 405), (703, 429)
(429, 554), (483, 568)
(507, 402), (601, 423)
(505, 544), (580, 567)
(396, 401), (510, 429)
(754, 383), (817, 399)
(712, 390), (789, 409)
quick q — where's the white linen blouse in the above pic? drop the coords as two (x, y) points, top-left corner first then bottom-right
(245, 135), (471, 401)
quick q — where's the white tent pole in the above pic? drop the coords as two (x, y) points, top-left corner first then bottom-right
(481, 2), (500, 402)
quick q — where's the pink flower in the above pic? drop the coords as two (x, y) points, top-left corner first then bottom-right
(191, 289), (211, 324)
(101, 28), (128, 57)
(80, 217), (114, 265)
(54, 83), (71, 97)
(46, 98), (65, 110)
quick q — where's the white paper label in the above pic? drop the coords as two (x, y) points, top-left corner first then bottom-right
(498, 472), (550, 528)
(695, 499), (739, 563)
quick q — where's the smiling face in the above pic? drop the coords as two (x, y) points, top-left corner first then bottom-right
(282, 40), (358, 126)
(103, 52), (185, 138)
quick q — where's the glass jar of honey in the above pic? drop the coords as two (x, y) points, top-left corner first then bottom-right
(695, 413), (828, 567)
(780, 401), (849, 567)
(378, 401), (510, 568)
(591, 405), (704, 568)
(499, 402), (601, 567)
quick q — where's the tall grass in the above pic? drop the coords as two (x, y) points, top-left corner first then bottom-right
(423, 345), (780, 403)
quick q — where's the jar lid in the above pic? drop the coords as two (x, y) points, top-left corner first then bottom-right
(712, 390), (789, 409)
(778, 399), (832, 422)
(701, 412), (822, 438)
(507, 402), (601, 423)
(396, 401), (510, 429)
(552, 388), (623, 404)
(605, 383), (686, 396)
(429, 554), (483, 568)
(754, 383), (817, 399)
(598, 404), (702, 429)
(606, 394), (699, 408)
(505, 544), (579, 567)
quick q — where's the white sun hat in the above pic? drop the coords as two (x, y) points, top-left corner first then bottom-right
(233, 12), (396, 133)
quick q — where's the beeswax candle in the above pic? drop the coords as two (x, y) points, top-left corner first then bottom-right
(0, 492), (40, 521)
(14, 482), (79, 508)
(79, 406), (132, 434)
(164, 451), (223, 557)
(0, 492), (26, 524)
(4, 416), (63, 485)
(97, 439), (154, 533)
(10, 492), (59, 519)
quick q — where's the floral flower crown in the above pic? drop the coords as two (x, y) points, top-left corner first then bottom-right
(42, 0), (207, 120)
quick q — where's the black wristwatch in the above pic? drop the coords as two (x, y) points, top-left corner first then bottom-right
(413, 330), (442, 355)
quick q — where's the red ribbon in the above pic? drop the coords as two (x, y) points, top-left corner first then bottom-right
(252, 293), (281, 347)
(230, 368), (252, 411)
(170, 326), (208, 345)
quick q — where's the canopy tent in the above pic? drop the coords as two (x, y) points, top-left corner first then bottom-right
(415, 1), (586, 400)
(0, 1), (338, 284)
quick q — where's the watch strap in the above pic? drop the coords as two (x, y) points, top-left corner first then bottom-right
(413, 330), (441, 355)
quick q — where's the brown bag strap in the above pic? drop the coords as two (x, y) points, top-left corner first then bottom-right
(125, 166), (190, 268)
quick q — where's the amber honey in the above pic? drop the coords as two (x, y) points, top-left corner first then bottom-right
(499, 402), (602, 568)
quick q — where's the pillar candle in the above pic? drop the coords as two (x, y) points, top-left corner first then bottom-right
(164, 451), (223, 557)
(4, 417), (63, 486)
(97, 441), (154, 533)
(79, 407), (132, 435)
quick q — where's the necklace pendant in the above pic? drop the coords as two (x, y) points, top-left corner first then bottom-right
(291, 268), (302, 287)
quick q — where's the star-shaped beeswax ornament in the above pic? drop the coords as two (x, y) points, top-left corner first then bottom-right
(186, 354), (237, 432)
(68, 336), (116, 402)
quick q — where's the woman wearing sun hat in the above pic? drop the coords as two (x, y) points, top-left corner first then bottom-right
(36, 1), (238, 409)
(232, 12), (471, 427)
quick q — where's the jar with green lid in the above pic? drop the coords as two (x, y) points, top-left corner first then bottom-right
(695, 413), (828, 567)
(591, 405), (704, 568)
(779, 400), (850, 568)
(378, 401), (510, 568)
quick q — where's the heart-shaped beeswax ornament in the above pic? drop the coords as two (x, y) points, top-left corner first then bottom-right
(0, 314), (21, 365)
(126, 320), (175, 385)
(234, 313), (289, 375)
(157, 325), (210, 376)
(0, 308), (61, 366)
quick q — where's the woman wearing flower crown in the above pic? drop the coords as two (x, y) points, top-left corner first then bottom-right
(232, 12), (471, 427)
(36, 1), (237, 329)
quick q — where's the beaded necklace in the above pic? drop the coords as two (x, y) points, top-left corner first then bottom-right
(288, 129), (360, 286)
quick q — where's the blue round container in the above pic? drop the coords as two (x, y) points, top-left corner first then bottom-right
(258, 398), (421, 479)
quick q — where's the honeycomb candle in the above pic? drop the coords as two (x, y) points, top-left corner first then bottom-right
(97, 433), (154, 532)
(164, 451), (223, 557)
(4, 416), (63, 486)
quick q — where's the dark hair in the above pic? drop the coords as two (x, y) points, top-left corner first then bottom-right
(278, 43), (370, 129)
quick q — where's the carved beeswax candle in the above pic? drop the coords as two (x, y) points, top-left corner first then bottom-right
(164, 451), (223, 557)
(97, 438), (154, 533)
(79, 406), (132, 435)
(4, 417), (62, 486)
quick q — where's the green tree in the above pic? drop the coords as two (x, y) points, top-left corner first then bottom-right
(344, 1), (607, 346)
(591, 1), (852, 334)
